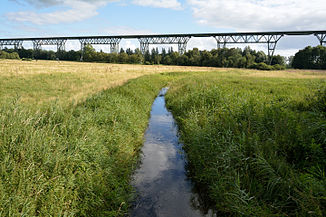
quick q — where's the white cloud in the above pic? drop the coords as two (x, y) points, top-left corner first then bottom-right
(7, 0), (183, 25)
(11, 0), (110, 7)
(187, 0), (326, 31)
(6, 0), (117, 25)
(132, 0), (182, 10)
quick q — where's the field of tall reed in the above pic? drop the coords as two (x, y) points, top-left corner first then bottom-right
(166, 71), (326, 216)
(1, 59), (325, 216)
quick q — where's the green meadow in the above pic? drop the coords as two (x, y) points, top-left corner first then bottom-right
(0, 59), (325, 216)
(166, 71), (326, 216)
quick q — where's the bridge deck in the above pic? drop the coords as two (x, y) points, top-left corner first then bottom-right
(1, 30), (326, 41)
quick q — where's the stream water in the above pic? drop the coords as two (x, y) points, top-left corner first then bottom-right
(130, 88), (213, 217)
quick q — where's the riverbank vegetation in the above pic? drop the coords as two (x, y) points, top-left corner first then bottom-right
(0, 60), (209, 215)
(165, 71), (326, 216)
(0, 73), (179, 216)
(1, 59), (325, 215)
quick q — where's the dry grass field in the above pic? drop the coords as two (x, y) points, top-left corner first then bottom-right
(1, 59), (326, 108)
(0, 59), (217, 107)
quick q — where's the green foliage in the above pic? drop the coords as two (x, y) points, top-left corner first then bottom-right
(166, 73), (326, 216)
(250, 62), (274, 70)
(292, 45), (326, 69)
(2, 46), (287, 69)
(82, 44), (96, 61)
(0, 74), (172, 216)
(0, 50), (20, 59)
(250, 62), (286, 70)
(271, 55), (286, 66)
(249, 63), (286, 70)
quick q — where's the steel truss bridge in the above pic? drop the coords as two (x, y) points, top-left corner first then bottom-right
(0, 30), (325, 63)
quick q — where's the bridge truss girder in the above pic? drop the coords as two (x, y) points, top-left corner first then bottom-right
(32, 39), (67, 52)
(315, 33), (326, 46)
(214, 34), (284, 64)
(138, 36), (191, 55)
(79, 37), (121, 54)
(0, 39), (23, 50)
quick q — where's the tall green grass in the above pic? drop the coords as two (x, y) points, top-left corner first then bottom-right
(166, 72), (326, 216)
(0, 73), (175, 216)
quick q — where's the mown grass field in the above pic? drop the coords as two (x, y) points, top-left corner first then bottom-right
(165, 71), (326, 216)
(1, 59), (326, 216)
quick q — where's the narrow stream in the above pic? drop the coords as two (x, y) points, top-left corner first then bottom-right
(130, 88), (212, 217)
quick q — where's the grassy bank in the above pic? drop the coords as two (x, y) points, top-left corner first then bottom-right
(2, 59), (326, 216)
(166, 71), (326, 216)
(0, 73), (180, 216)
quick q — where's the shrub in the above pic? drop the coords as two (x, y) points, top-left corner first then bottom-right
(250, 62), (273, 70)
(0, 51), (20, 59)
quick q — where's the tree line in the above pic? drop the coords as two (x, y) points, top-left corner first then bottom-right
(292, 45), (326, 69)
(5, 44), (326, 70)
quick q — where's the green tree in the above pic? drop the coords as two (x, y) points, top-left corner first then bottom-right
(83, 44), (96, 62)
(271, 55), (286, 66)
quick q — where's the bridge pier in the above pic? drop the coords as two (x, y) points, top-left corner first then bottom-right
(214, 36), (229, 49)
(32, 39), (67, 52)
(266, 35), (283, 64)
(14, 41), (23, 50)
(79, 38), (122, 53)
(139, 38), (150, 54)
(57, 40), (66, 52)
(33, 40), (42, 51)
(138, 36), (191, 55)
(79, 37), (122, 61)
(315, 33), (326, 46)
(109, 38), (121, 53)
(0, 40), (24, 50)
(213, 34), (283, 64)
(178, 37), (190, 54)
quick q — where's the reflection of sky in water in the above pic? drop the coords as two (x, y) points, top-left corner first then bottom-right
(133, 103), (178, 186)
(131, 89), (211, 217)
(133, 141), (176, 185)
(150, 114), (172, 124)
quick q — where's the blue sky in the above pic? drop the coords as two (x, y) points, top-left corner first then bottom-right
(1, 0), (326, 56)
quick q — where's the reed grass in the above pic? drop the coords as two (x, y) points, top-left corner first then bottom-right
(166, 71), (326, 216)
(0, 73), (181, 216)
(1, 59), (326, 216)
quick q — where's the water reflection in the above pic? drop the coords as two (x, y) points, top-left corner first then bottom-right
(131, 88), (215, 217)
